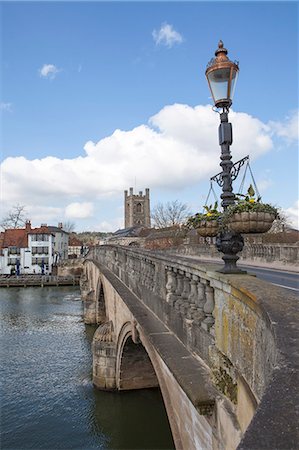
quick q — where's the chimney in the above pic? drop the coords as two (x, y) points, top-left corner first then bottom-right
(25, 220), (31, 231)
(129, 187), (134, 195)
(58, 222), (63, 229)
(41, 223), (47, 227)
(139, 191), (143, 196)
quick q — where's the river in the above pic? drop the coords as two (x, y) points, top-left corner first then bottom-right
(0, 286), (174, 449)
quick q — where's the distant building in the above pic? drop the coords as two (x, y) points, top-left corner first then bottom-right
(0, 221), (55, 275)
(124, 187), (151, 228)
(46, 223), (69, 262)
(68, 235), (85, 258)
(108, 226), (151, 247)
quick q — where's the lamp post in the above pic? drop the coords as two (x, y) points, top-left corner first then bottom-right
(205, 41), (245, 274)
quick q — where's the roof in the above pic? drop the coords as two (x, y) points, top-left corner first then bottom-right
(0, 223), (54, 251)
(28, 226), (54, 235)
(113, 226), (151, 238)
(69, 235), (83, 246)
(47, 226), (69, 234)
(1, 228), (28, 248)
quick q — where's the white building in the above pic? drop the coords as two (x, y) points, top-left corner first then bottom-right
(47, 223), (69, 262)
(0, 222), (55, 275)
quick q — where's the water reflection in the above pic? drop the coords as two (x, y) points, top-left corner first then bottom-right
(1, 287), (174, 449)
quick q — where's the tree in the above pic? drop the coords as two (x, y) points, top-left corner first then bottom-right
(0, 204), (27, 230)
(151, 200), (191, 229)
(63, 221), (76, 233)
(268, 208), (290, 234)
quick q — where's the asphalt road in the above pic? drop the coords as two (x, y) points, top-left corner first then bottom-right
(172, 254), (298, 293)
(239, 264), (299, 292)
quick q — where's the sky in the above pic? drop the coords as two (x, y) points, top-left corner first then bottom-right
(1, 0), (298, 232)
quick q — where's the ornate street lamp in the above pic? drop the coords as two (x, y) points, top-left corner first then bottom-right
(205, 41), (245, 274)
(206, 40), (239, 110)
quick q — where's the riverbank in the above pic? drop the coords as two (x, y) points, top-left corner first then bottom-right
(0, 274), (80, 287)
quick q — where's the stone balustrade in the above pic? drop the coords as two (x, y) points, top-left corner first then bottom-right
(166, 241), (298, 268)
(89, 245), (217, 343)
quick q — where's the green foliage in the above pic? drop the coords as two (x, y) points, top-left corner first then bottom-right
(224, 185), (278, 219)
(186, 202), (221, 229)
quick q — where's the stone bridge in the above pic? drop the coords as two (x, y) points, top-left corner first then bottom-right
(80, 245), (298, 450)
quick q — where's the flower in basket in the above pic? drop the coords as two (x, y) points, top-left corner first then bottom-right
(223, 185), (278, 234)
(186, 202), (222, 237)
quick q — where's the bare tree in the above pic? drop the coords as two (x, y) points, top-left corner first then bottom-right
(63, 221), (76, 233)
(152, 200), (190, 228)
(268, 208), (290, 233)
(0, 204), (27, 230)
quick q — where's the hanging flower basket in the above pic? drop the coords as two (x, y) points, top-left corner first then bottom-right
(224, 185), (278, 234)
(196, 220), (219, 237)
(227, 211), (276, 234)
(186, 202), (221, 237)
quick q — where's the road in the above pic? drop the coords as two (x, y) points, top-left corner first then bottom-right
(174, 254), (298, 292)
(239, 264), (299, 292)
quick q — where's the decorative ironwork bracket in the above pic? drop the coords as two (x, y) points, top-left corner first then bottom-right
(211, 155), (249, 187)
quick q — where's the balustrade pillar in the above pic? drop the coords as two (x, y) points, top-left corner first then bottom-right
(187, 274), (199, 320)
(180, 273), (191, 315)
(201, 282), (215, 333)
(174, 270), (184, 310)
(193, 278), (206, 325)
(165, 267), (177, 306)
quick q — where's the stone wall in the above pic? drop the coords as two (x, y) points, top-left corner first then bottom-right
(166, 242), (299, 269)
(57, 258), (84, 277)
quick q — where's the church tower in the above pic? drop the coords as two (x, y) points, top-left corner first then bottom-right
(124, 188), (151, 228)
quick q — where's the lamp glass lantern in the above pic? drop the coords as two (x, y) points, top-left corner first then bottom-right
(205, 41), (239, 109)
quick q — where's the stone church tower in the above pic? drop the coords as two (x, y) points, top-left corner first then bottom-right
(124, 188), (151, 228)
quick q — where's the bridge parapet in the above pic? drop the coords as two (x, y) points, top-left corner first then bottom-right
(85, 245), (298, 449)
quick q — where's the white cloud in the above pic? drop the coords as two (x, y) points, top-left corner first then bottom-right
(39, 64), (61, 79)
(1, 104), (275, 213)
(269, 110), (298, 143)
(0, 102), (12, 112)
(152, 23), (183, 48)
(27, 206), (64, 225)
(284, 200), (299, 230)
(96, 218), (123, 232)
(65, 202), (94, 219)
(255, 178), (273, 192)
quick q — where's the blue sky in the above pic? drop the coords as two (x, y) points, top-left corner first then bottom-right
(1, 1), (298, 231)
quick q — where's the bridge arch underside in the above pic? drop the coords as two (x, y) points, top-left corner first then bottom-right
(116, 324), (159, 390)
(82, 261), (108, 325)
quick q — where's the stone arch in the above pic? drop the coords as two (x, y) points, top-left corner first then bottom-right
(115, 323), (182, 448)
(116, 322), (159, 390)
(95, 277), (107, 324)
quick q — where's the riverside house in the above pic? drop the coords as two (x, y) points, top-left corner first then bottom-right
(0, 221), (55, 275)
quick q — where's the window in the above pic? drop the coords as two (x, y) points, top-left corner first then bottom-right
(33, 234), (49, 242)
(8, 247), (20, 255)
(32, 257), (49, 266)
(8, 258), (18, 265)
(31, 247), (49, 255)
(136, 202), (142, 213)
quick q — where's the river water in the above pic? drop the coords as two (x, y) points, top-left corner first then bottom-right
(0, 287), (174, 450)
